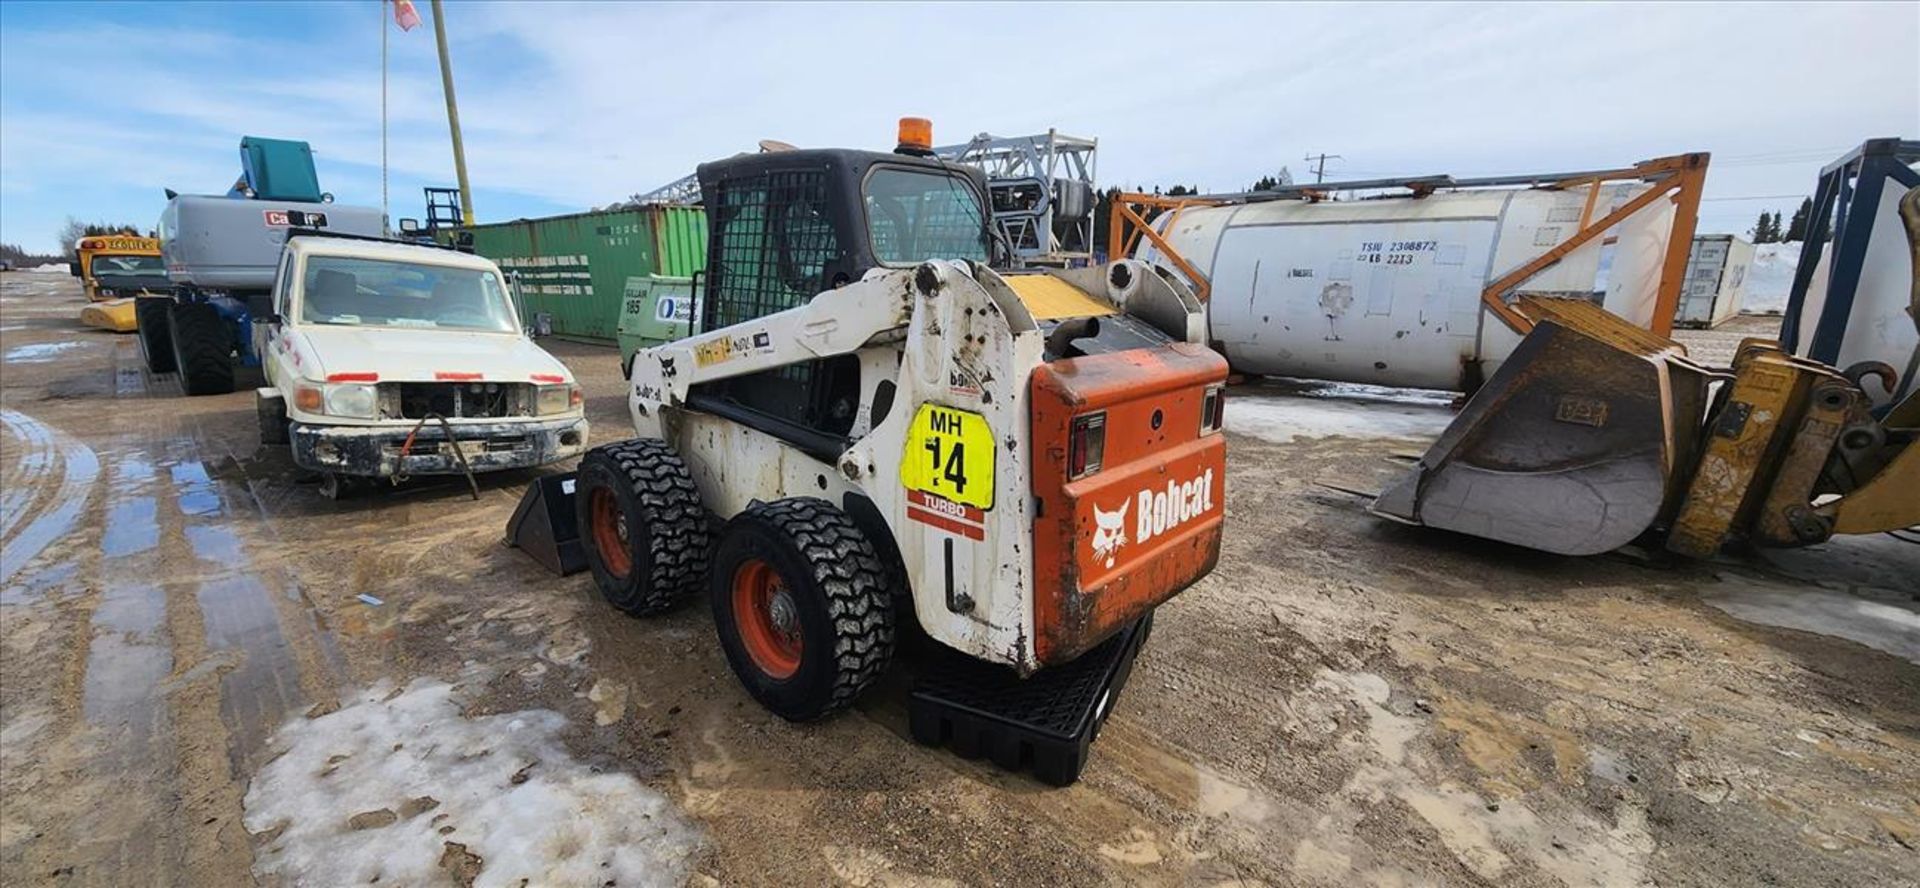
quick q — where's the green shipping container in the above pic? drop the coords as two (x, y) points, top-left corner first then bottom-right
(454, 205), (706, 343)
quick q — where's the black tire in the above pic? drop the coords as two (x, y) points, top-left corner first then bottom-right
(575, 439), (710, 616)
(168, 301), (235, 396)
(134, 298), (175, 373)
(709, 497), (894, 722)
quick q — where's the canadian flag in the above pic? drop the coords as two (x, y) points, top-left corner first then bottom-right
(391, 0), (421, 31)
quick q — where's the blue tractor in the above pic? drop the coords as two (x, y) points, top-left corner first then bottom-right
(139, 137), (383, 395)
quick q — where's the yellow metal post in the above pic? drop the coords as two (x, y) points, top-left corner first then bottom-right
(430, 0), (475, 225)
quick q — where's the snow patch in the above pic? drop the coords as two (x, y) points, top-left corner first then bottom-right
(1741, 241), (1801, 314)
(244, 679), (700, 887)
(1705, 575), (1919, 663)
(4, 341), (83, 363)
(28, 263), (69, 273)
(1227, 380), (1454, 444)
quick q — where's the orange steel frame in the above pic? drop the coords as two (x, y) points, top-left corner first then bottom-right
(1107, 193), (1225, 302)
(1479, 152), (1708, 337)
(1104, 153), (1709, 333)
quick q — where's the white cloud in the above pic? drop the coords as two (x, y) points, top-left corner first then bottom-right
(3, 2), (1916, 252)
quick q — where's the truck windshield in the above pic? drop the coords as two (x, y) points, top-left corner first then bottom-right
(89, 255), (165, 278)
(864, 168), (989, 265)
(300, 256), (517, 333)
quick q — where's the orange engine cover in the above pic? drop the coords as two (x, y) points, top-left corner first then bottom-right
(1030, 342), (1228, 666)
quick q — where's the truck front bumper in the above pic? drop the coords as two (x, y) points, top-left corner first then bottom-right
(291, 416), (589, 478)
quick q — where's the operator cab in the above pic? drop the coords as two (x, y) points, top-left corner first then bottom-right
(687, 137), (1181, 454)
(695, 146), (993, 326)
(690, 143), (998, 452)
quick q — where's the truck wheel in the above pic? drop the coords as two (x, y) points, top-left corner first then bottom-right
(168, 302), (235, 396)
(710, 497), (894, 722)
(576, 439), (710, 616)
(135, 299), (175, 373)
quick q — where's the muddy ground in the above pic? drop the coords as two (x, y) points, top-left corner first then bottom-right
(2, 271), (1915, 887)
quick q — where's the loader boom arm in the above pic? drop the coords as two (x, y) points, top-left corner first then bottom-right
(633, 268), (926, 408)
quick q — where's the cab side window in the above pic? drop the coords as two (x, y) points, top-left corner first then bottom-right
(275, 256), (295, 318)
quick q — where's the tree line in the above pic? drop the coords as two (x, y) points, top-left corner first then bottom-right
(1751, 197), (1813, 244)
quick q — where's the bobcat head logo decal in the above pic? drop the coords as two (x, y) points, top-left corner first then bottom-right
(1091, 499), (1129, 568)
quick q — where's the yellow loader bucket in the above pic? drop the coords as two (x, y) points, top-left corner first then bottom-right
(79, 298), (139, 333)
(1372, 298), (1718, 556)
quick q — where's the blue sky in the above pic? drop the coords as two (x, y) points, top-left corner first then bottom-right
(2, 1), (1915, 255)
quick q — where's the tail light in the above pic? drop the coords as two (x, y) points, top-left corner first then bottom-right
(1201, 384), (1225, 435)
(1068, 412), (1106, 480)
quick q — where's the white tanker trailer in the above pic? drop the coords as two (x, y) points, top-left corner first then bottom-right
(1129, 154), (1707, 392)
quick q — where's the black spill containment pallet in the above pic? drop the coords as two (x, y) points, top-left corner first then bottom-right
(908, 614), (1153, 786)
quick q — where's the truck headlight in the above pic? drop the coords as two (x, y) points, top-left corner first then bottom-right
(324, 383), (378, 419)
(536, 383), (581, 416)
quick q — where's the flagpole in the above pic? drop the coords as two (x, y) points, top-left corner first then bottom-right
(381, 0), (389, 233)
(430, 0), (475, 226)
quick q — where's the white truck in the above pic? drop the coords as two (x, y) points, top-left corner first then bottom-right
(256, 233), (589, 497)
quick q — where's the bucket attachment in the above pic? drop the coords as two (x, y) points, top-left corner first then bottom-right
(1372, 298), (1715, 556)
(506, 472), (585, 575)
(79, 298), (139, 333)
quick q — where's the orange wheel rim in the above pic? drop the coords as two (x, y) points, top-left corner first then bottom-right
(732, 558), (801, 680)
(589, 487), (632, 579)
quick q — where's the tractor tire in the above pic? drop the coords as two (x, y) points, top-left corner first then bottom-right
(709, 497), (894, 722)
(576, 439), (710, 617)
(134, 298), (175, 373)
(168, 302), (235, 396)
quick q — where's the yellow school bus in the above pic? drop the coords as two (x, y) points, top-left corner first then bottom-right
(72, 235), (166, 302)
(72, 236), (166, 332)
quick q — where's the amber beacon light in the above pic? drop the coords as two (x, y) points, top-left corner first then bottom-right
(896, 117), (934, 156)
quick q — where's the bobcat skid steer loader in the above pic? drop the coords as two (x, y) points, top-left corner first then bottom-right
(566, 120), (1228, 784)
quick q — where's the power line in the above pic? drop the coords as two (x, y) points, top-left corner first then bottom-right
(1303, 152), (1342, 184)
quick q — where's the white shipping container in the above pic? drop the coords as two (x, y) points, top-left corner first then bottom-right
(1136, 182), (1676, 391)
(1791, 183), (1917, 407)
(1673, 234), (1753, 328)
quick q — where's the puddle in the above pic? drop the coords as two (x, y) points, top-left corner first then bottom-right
(3, 341), (83, 363)
(194, 570), (300, 768)
(0, 560), (79, 606)
(82, 582), (172, 751)
(102, 454), (160, 558)
(1263, 377), (1458, 408)
(1226, 386), (1454, 445)
(0, 410), (100, 585)
(186, 524), (246, 565)
(1, 409), (59, 534)
(1705, 575), (1920, 663)
(169, 460), (223, 516)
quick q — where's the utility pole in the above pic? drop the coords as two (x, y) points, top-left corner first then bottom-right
(387, 0), (395, 233)
(430, 0), (474, 225)
(1304, 152), (1342, 184)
